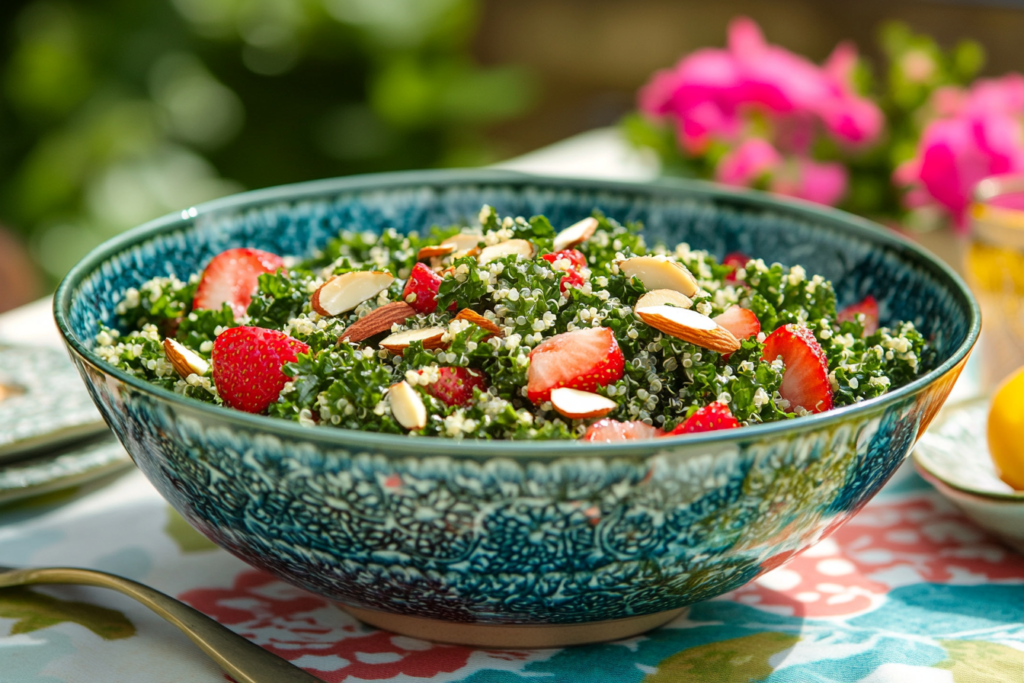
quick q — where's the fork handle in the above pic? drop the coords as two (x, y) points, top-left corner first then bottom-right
(0, 567), (324, 683)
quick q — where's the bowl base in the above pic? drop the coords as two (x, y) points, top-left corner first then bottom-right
(339, 604), (689, 648)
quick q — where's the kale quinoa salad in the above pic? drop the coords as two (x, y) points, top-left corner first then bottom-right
(94, 206), (932, 441)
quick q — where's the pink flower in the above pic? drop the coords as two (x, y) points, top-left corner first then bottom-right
(964, 74), (1024, 117)
(898, 113), (1024, 229)
(772, 158), (848, 206)
(716, 138), (781, 186)
(818, 42), (884, 145)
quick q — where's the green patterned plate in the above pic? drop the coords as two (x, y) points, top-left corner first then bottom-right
(0, 434), (133, 507)
(0, 345), (109, 462)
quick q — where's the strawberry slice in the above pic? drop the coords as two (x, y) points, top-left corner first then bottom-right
(422, 366), (488, 406)
(193, 248), (284, 319)
(713, 306), (760, 340)
(666, 402), (741, 435)
(541, 249), (587, 271)
(761, 324), (833, 414)
(837, 295), (879, 336)
(558, 267), (586, 294)
(581, 419), (663, 442)
(212, 326), (309, 414)
(526, 327), (625, 404)
(403, 262), (451, 314)
(723, 251), (751, 283)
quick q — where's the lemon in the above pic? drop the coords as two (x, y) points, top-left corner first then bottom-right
(988, 366), (1024, 490)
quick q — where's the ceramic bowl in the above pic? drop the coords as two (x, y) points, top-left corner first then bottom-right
(54, 170), (979, 647)
(913, 397), (1024, 553)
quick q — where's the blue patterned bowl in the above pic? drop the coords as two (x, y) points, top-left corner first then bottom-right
(54, 170), (979, 647)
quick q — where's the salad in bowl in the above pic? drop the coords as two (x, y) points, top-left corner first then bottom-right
(96, 204), (930, 441)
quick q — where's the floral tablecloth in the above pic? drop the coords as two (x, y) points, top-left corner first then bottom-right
(2, 461), (1023, 682)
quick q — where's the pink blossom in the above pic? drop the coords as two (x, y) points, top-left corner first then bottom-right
(772, 158), (848, 206)
(898, 113), (1024, 229)
(818, 42), (884, 145)
(964, 74), (1024, 117)
(716, 138), (781, 186)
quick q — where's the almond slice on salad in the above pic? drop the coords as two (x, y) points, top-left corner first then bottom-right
(635, 304), (740, 354)
(379, 327), (447, 354)
(389, 381), (427, 430)
(311, 271), (395, 317)
(454, 308), (503, 337)
(442, 232), (484, 258)
(478, 239), (535, 266)
(635, 289), (693, 311)
(618, 256), (699, 297)
(550, 387), (617, 420)
(339, 302), (416, 344)
(163, 338), (210, 378)
(417, 244), (457, 260)
(553, 217), (598, 252)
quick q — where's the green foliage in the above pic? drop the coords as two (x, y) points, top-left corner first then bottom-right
(0, 0), (536, 284)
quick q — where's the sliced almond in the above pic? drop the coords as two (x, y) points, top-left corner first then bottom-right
(380, 327), (447, 354)
(163, 338), (210, 378)
(635, 304), (740, 354)
(442, 232), (484, 259)
(551, 388), (617, 420)
(478, 239), (535, 266)
(454, 309), (503, 337)
(339, 302), (416, 344)
(417, 244), (457, 260)
(389, 381), (427, 430)
(553, 217), (598, 251)
(635, 289), (693, 311)
(311, 271), (394, 317)
(618, 256), (699, 297)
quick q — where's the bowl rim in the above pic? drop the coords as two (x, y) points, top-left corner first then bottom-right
(54, 169), (981, 458)
(912, 396), (1024, 502)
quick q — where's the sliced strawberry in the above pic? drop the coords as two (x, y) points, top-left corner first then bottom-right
(526, 327), (625, 404)
(581, 419), (663, 442)
(837, 295), (879, 336)
(541, 249), (587, 271)
(422, 366), (488, 407)
(212, 326), (309, 414)
(713, 306), (760, 340)
(193, 248), (284, 319)
(403, 262), (452, 314)
(723, 251), (751, 283)
(666, 402), (741, 435)
(558, 267), (586, 294)
(761, 324), (833, 414)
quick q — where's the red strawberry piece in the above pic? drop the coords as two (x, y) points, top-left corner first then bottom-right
(723, 251), (751, 283)
(581, 419), (663, 442)
(541, 249), (588, 271)
(761, 324), (834, 414)
(713, 306), (760, 340)
(422, 366), (488, 407)
(403, 262), (452, 314)
(212, 326), (309, 414)
(558, 267), (586, 294)
(666, 402), (741, 435)
(837, 295), (879, 336)
(526, 327), (625, 404)
(193, 248), (284, 319)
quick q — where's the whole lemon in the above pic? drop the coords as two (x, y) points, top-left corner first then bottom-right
(988, 366), (1024, 490)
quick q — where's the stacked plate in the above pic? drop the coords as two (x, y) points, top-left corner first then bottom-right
(0, 345), (132, 506)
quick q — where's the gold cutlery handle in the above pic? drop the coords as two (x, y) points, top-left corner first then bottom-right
(0, 567), (324, 683)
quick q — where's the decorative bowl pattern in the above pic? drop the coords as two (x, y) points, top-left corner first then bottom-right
(54, 171), (979, 645)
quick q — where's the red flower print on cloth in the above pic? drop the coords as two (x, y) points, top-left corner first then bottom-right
(178, 571), (484, 681)
(726, 494), (1024, 618)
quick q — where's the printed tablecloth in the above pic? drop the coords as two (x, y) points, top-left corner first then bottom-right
(2, 461), (1022, 683)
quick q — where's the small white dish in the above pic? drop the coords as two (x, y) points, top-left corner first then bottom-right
(913, 397), (1024, 553)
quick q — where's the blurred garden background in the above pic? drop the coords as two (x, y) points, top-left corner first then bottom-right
(2, 0), (1024, 312)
